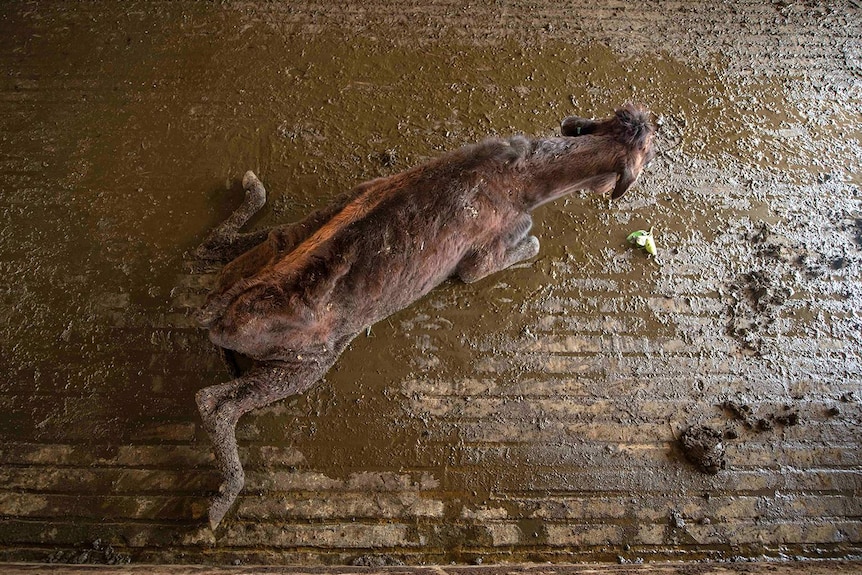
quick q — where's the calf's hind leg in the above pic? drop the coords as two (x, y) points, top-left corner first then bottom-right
(196, 355), (338, 529)
(197, 173), (376, 270)
(195, 171), (271, 263)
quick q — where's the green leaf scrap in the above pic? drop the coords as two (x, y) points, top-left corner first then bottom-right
(627, 227), (657, 256)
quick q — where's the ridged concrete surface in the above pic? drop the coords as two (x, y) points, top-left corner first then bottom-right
(0, 0), (860, 568)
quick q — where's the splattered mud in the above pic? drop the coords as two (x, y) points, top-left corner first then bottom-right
(721, 399), (802, 433)
(726, 268), (794, 353)
(47, 540), (131, 566)
(0, 0), (861, 568)
(679, 426), (726, 475)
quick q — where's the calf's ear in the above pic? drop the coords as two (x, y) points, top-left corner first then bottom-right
(612, 165), (637, 199)
(561, 116), (597, 137)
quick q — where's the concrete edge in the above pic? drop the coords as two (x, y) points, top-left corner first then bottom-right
(2, 561), (862, 575)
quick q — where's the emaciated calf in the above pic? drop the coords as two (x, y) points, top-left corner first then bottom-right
(194, 103), (656, 528)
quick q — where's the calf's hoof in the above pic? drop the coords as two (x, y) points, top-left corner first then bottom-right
(208, 479), (244, 530)
(242, 170), (267, 208)
(516, 235), (540, 260)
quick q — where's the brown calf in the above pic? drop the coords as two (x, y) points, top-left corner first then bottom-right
(194, 103), (656, 528)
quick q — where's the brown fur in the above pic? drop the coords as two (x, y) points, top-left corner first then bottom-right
(194, 104), (655, 528)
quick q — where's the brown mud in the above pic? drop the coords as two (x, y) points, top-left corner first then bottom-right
(679, 426), (726, 475)
(0, 0), (861, 567)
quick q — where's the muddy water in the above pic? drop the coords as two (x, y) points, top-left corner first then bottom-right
(0, 16), (841, 431)
(2, 3), (861, 552)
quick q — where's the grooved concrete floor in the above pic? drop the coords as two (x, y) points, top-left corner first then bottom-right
(1, 0), (860, 569)
(3, 562), (862, 575)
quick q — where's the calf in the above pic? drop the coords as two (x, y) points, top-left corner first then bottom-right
(194, 103), (655, 528)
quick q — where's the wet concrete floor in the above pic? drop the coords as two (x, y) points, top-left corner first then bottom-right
(0, 0), (860, 567)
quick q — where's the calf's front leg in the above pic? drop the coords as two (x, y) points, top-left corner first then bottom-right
(457, 215), (540, 284)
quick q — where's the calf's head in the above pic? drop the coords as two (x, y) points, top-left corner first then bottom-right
(561, 103), (656, 199)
